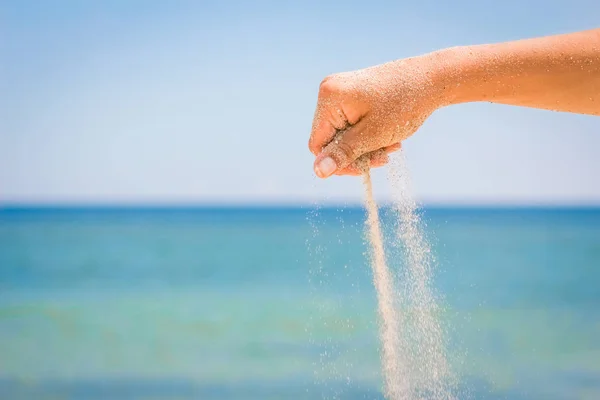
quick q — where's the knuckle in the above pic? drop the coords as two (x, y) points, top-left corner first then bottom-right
(318, 75), (339, 96)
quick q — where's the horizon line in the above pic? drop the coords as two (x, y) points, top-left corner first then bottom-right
(2, 202), (600, 211)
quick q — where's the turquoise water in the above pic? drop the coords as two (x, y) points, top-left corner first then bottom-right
(0, 207), (599, 399)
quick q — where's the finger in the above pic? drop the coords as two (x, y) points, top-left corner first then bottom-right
(334, 149), (389, 176)
(308, 111), (338, 156)
(313, 120), (376, 178)
(335, 168), (362, 176)
(335, 164), (362, 176)
(308, 79), (350, 155)
(383, 142), (401, 154)
(335, 143), (398, 176)
(335, 160), (388, 176)
(369, 149), (389, 166)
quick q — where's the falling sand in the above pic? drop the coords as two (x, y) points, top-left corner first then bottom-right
(361, 164), (408, 400)
(359, 154), (455, 400)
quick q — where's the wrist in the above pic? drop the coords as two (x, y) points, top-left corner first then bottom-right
(424, 45), (489, 107)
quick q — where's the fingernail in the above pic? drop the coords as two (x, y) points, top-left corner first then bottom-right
(315, 156), (337, 178)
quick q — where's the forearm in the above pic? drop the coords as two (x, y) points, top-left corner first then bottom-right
(429, 29), (600, 115)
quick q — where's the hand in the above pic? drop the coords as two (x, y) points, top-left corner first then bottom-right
(308, 55), (445, 178)
(309, 29), (600, 179)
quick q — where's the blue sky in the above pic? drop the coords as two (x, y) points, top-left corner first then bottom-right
(1, 0), (599, 205)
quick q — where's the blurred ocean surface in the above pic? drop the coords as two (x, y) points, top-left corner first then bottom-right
(0, 206), (599, 400)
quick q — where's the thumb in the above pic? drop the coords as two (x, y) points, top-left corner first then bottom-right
(313, 121), (371, 178)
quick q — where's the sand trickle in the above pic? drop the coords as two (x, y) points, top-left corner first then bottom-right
(358, 158), (408, 400)
(388, 153), (455, 400)
(359, 154), (455, 400)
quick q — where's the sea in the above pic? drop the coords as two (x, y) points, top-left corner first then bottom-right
(0, 206), (599, 400)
